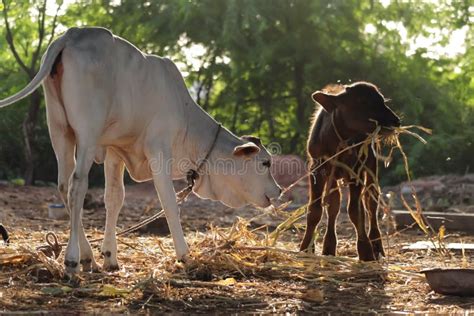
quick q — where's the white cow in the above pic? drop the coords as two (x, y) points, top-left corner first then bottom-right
(0, 27), (281, 275)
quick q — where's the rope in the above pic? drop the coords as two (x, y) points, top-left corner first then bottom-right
(38, 185), (193, 258)
(37, 232), (62, 259)
(38, 123), (223, 258)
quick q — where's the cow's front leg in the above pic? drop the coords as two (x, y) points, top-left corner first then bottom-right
(65, 143), (97, 276)
(148, 150), (189, 261)
(101, 148), (125, 271)
(78, 217), (100, 272)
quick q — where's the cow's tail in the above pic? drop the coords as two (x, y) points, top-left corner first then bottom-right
(0, 33), (67, 108)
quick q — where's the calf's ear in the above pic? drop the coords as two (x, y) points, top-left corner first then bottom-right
(312, 91), (337, 113)
(233, 142), (261, 157)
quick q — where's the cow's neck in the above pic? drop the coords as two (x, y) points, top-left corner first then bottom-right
(181, 101), (240, 174)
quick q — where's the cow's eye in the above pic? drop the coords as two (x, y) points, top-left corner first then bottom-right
(262, 160), (271, 168)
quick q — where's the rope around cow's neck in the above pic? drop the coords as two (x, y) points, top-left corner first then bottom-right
(181, 122), (222, 197)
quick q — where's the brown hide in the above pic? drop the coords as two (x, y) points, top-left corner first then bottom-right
(300, 81), (400, 261)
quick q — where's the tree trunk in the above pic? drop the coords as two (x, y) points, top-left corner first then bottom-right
(22, 90), (41, 185)
(231, 92), (243, 131)
(290, 61), (306, 153)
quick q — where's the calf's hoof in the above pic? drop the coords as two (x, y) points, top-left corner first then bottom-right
(357, 239), (376, 261)
(370, 239), (385, 259)
(299, 240), (316, 254)
(322, 247), (336, 256)
(322, 237), (337, 256)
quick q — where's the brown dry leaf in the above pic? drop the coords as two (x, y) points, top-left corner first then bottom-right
(214, 277), (237, 286)
(438, 225), (446, 240)
(300, 288), (324, 303)
(0, 253), (31, 265)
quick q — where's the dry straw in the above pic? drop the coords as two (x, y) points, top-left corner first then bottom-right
(2, 123), (463, 313)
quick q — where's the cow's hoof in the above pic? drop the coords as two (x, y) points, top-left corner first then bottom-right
(65, 259), (80, 272)
(64, 260), (80, 282)
(177, 254), (191, 264)
(102, 251), (119, 272)
(64, 260), (81, 285)
(63, 273), (81, 287)
(81, 257), (100, 272)
(80, 258), (92, 272)
(103, 263), (120, 272)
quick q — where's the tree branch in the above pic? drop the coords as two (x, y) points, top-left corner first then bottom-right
(2, 0), (31, 76)
(46, 0), (63, 47)
(30, 0), (47, 70)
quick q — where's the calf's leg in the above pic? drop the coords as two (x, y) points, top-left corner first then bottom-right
(348, 183), (376, 261)
(300, 170), (325, 252)
(322, 184), (341, 256)
(364, 173), (385, 258)
(101, 148), (125, 271)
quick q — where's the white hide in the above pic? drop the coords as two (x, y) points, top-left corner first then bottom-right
(0, 27), (281, 274)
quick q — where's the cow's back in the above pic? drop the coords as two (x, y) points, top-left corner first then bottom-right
(60, 27), (179, 144)
(54, 27), (193, 181)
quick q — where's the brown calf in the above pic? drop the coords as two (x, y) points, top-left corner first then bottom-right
(299, 82), (400, 261)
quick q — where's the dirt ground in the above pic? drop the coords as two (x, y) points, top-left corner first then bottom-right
(1, 181), (474, 314)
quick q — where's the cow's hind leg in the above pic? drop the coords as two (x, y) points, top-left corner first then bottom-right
(64, 140), (97, 275)
(44, 81), (99, 272)
(101, 148), (125, 271)
(348, 183), (375, 261)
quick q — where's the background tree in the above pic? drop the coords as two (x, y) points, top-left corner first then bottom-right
(0, 0), (472, 186)
(1, 0), (62, 184)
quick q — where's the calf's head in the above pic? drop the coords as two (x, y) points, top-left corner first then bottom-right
(193, 136), (282, 208)
(312, 82), (400, 136)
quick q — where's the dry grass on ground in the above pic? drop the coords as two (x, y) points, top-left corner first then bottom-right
(1, 183), (474, 314)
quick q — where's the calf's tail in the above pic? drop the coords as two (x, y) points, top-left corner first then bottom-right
(0, 33), (67, 108)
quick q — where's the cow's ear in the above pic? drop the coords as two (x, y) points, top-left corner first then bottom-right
(233, 142), (260, 157)
(241, 135), (262, 147)
(312, 91), (337, 113)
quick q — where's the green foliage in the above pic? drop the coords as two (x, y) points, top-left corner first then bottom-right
(0, 0), (472, 185)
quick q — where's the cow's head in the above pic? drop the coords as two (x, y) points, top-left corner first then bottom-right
(312, 82), (400, 136)
(193, 135), (282, 208)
